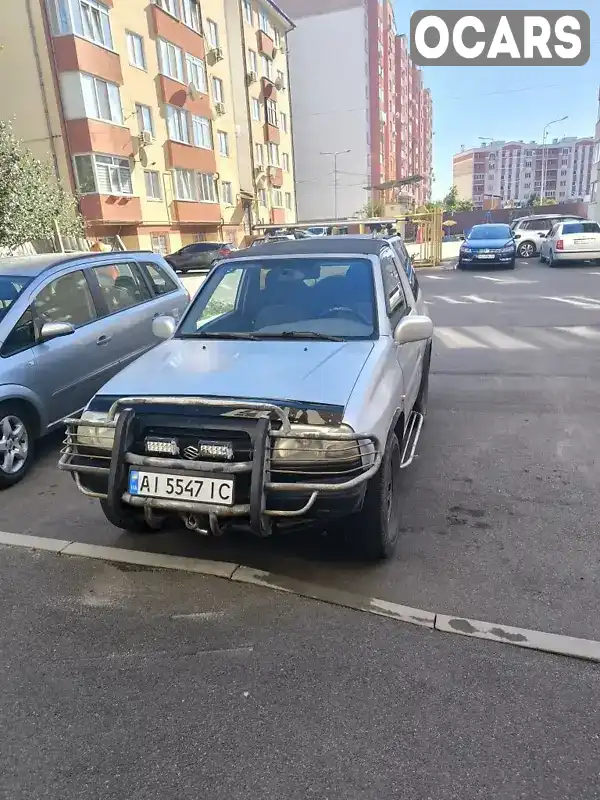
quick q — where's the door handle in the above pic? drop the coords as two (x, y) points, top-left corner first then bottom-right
(96, 334), (112, 345)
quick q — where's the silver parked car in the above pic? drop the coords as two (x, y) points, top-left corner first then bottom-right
(60, 237), (433, 560)
(539, 219), (600, 266)
(510, 213), (585, 258)
(0, 251), (188, 488)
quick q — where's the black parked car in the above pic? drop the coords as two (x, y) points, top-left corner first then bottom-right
(165, 242), (237, 274)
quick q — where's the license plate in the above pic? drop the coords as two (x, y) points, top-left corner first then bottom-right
(477, 254), (495, 259)
(575, 239), (593, 245)
(128, 470), (234, 505)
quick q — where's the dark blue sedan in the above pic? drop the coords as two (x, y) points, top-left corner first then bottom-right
(458, 224), (516, 270)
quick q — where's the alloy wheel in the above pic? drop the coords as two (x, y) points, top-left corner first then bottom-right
(519, 243), (534, 258)
(0, 415), (29, 475)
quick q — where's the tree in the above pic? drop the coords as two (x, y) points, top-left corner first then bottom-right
(0, 120), (83, 252)
(423, 201), (443, 212)
(456, 198), (474, 211)
(361, 199), (384, 218)
(443, 185), (459, 212)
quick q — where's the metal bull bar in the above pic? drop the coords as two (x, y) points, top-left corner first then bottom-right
(59, 396), (383, 536)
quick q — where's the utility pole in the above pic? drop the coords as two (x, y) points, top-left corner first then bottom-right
(541, 116), (568, 201)
(321, 150), (350, 220)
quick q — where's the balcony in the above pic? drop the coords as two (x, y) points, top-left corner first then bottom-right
(264, 123), (280, 144)
(257, 30), (275, 58)
(158, 75), (212, 118)
(66, 119), (132, 155)
(80, 194), (142, 224)
(268, 166), (283, 187)
(261, 77), (278, 101)
(53, 36), (122, 84)
(166, 141), (216, 173)
(270, 208), (286, 224)
(150, 4), (204, 60)
(172, 200), (221, 224)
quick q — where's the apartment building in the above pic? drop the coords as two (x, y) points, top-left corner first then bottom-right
(395, 34), (432, 208)
(1, 0), (295, 252)
(453, 137), (595, 210)
(586, 91), (600, 223)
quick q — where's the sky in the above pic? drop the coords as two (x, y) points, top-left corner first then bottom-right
(393, 0), (600, 199)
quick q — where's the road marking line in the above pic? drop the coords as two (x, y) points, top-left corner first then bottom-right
(524, 328), (579, 348)
(433, 295), (470, 304)
(0, 533), (599, 662)
(568, 295), (600, 307)
(435, 328), (488, 349)
(555, 326), (600, 341)
(462, 294), (501, 304)
(474, 276), (539, 285)
(421, 274), (448, 280)
(543, 296), (600, 309)
(463, 326), (538, 350)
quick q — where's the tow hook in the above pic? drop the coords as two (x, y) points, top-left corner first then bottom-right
(183, 514), (209, 535)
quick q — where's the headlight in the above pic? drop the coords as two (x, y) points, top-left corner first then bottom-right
(272, 424), (363, 466)
(502, 245), (515, 252)
(76, 410), (117, 450)
(460, 246), (471, 253)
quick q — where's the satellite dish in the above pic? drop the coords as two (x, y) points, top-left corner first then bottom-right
(188, 82), (199, 101)
(139, 149), (149, 168)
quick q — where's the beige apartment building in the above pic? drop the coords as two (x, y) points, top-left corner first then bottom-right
(1, 0), (296, 252)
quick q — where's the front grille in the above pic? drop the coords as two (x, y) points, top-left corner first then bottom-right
(132, 423), (253, 462)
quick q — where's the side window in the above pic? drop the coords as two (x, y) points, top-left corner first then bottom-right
(549, 223), (560, 238)
(198, 268), (243, 325)
(92, 262), (152, 314)
(142, 261), (179, 296)
(34, 270), (97, 328)
(0, 307), (36, 358)
(391, 239), (419, 300)
(380, 249), (408, 325)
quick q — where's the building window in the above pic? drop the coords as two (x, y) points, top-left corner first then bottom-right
(251, 97), (261, 121)
(280, 111), (288, 133)
(261, 54), (273, 80)
(49, 0), (114, 48)
(266, 99), (278, 127)
(221, 181), (233, 205)
(255, 143), (264, 165)
(192, 115), (212, 149)
(243, 0), (252, 25)
(154, 0), (177, 15)
(181, 0), (201, 32)
(74, 153), (133, 195)
(136, 104), (154, 137)
(166, 104), (190, 144)
(258, 188), (267, 206)
(274, 28), (282, 48)
(186, 54), (207, 93)
(126, 31), (146, 69)
(173, 168), (195, 200)
(248, 49), (258, 73)
(197, 172), (218, 202)
(158, 38), (184, 83)
(151, 234), (169, 255)
(206, 19), (219, 48)
(282, 152), (290, 171)
(81, 73), (122, 124)
(144, 170), (162, 200)
(258, 9), (271, 36)
(217, 130), (229, 156)
(285, 191), (292, 210)
(268, 142), (280, 167)
(271, 189), (283, 207)
(212, 77), (224, 104)
(276, 70), (285, 88)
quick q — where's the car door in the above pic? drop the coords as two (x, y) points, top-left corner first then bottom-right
(380, 248), (422, 414)
(27, 268), (111, 424)
(544, 223), (560, 258)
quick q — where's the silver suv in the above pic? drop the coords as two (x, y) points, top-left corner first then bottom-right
(510, 214), (585, 258)
(0, 252), (188, 488)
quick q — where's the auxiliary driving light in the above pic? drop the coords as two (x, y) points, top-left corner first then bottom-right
(145, 437), (180, 456)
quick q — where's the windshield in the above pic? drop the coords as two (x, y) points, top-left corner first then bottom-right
(468, 225), (511, 241)
(177, 257), (377, 341)
(0, 275), (32, 321)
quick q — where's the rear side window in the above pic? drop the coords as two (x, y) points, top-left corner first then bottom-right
(563, 222), (600, 235)
(524, 219), (553, 232)
(92, 262), (152, 314)
(142, 261), (179, 295)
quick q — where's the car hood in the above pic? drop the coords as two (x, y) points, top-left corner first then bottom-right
(97, 337), (375, 409)
(466, 238), (514, 249)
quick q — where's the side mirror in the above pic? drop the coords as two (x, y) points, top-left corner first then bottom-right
(394, 315), (434, 346)
(39, 321), (75, 342)
(152, 315), (177, 340)
(539, 232), (546, 238)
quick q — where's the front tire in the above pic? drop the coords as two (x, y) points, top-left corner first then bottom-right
(518, 242), (535, 258)
(344, 432), (402, 561)
(0, 403), (35, 489)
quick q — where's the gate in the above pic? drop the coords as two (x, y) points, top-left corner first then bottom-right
(405, 208), (443, 268)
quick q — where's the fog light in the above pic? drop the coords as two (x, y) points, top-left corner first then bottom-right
(198, 441), (234, 460)
(145, 437), (179, 456)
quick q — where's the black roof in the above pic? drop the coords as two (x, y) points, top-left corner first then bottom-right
(0, 250), (157, 277)
(226, 237), (390, 260)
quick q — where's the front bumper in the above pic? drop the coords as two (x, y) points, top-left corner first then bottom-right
(459, 251), (515, 265)
(58, 396), (382, 536)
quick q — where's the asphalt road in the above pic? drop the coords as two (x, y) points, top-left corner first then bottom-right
(2, 257), (600, 638)
(2, 546), (600, 800)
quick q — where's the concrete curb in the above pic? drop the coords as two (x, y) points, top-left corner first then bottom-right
(0, 530), (598, 664)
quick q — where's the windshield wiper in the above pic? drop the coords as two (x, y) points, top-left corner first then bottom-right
(255, 331), (345, 342)
(179, 332), (260, 340)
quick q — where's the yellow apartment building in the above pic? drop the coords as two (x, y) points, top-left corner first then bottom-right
(1, 0), (297, 253)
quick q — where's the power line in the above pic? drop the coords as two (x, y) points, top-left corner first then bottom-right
(448, 84), (559, 100)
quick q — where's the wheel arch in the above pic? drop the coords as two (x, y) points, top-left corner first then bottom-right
(0, 387), (45, 438)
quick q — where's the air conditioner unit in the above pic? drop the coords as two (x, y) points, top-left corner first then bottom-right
(246, 70), (258, 84)
(215, 102), (226, 116)
(275, 77), (285, 91)
(140, 130), (153, 146)
(210, 47), (224, 63)
(272, 47), (279, 58)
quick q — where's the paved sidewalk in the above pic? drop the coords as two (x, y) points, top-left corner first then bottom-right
(1, 545), (599, 800)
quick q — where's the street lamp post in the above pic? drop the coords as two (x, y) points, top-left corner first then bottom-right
(321, 149), (350, 220)
(540, 116), (568, 201)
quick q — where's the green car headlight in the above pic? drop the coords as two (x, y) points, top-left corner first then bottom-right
(76, 410), (118, 451)
(271, 425), (364, 466)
